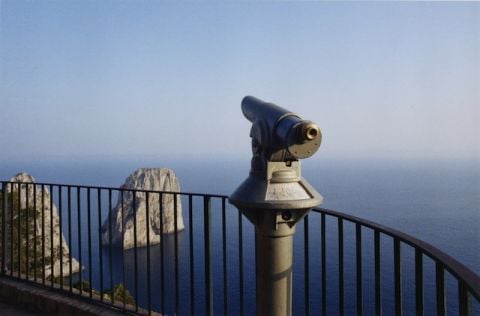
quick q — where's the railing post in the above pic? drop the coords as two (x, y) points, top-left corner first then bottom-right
(230, 96), (323, 316)
(2, 182), (8, 275)
(204, 196), (213, 316)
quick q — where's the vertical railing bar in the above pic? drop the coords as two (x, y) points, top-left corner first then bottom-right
(394, 238), (402, 316)
(436, 262), (446, 316)
(26, 183), (29, 279)
(33, 184), (37, 282)
(87, 187), (93, 299)
(146, 192), (151, 315)
(58, 186), (63, 288)
(159, 193), (165, 314)
(108, 189), (114, 305)
(415, 249), (424, 316)
(238, 208), (244, 316)
(338, 218), (344, 316)
(254, 225), (258, 315)
(77, 186), (82, 295)
(189, 195), (195, 316)
(356, 223), (363, 316)
(49, 184), (53, 286)
(321, 212), (326, 316)
(458, 281), (471, 316)
(304, 215), (310, 316)
(222, 197), (228, 316)
(13, 183), (16, 277)
(174, 193), (179, 315)
(1, 182), (7, 276)
(204, 196), (213, 316)
(18, 184), (21, 279)
(133, 190), (138, 312)
(97, 188), (104, 301)
(120, 190), (126, 310)
(68, 186), (72, 293)
(41, 184), (45, 284)
(374, 230), (381, 316)
(10, 183), (14, 277)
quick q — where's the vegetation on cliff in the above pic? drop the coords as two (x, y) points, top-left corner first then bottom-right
(0, 190), (60, 279)
(1, 189), (135, 305)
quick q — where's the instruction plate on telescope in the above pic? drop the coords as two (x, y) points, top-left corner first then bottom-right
(265, 182), (311, 201)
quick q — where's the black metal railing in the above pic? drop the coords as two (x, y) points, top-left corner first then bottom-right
(0, 181), (244, 315)
(1, 180), (479, 315)
(304, 208), (480, 316)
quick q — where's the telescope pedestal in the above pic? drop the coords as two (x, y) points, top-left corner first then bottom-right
(238, 205), (311, 316)
(253, 212), (298, 316)
(256, 229), (294, 316)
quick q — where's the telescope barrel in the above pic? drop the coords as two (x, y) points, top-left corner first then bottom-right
(241, 96), (321, 159)
(241, 96), (296, 125)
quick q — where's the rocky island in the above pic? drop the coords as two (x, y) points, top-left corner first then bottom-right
(101, 168), (184, 249)
(2, 172), (81, 278)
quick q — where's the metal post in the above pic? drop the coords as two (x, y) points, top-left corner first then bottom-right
(230, 96), (323, 316)
(255, 225), (295, 315)
(2, 182), (8, 275)
(204, 196), (213, 316)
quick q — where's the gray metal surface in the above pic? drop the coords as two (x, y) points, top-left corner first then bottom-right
(230, 96), (323, 316)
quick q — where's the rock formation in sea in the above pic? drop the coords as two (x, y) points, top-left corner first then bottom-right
(6, 172), (81, 278)
(101, 168), (184, 250)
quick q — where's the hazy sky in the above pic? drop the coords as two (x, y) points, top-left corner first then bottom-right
(1, 1), (478, 163)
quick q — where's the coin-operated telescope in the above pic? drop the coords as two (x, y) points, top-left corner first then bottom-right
(229, 96), (323, 316)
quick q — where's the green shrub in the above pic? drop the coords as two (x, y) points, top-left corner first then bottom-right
(103, 283), (135, 305)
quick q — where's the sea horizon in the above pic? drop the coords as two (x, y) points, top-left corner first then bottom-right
(1, 157), (478, 272)
(1, 157), (479, 314)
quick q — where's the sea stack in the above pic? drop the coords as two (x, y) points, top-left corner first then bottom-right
(101, 168), (184, 250)
(7, 172), (81, 278)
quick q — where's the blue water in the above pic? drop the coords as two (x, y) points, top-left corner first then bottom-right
(1, 159), (479, 315)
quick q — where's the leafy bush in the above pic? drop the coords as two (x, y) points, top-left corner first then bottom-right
(103, 283), (135, 305)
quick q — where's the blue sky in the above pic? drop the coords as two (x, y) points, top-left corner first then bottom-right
(1, 1), (478, 163)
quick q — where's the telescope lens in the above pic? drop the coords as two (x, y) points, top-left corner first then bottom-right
(297, 122), (319, 142)
(306, 127), (318, 140)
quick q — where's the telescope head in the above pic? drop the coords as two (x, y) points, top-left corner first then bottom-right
(241, 96), (322, 173)
(230, 96), (323, 218)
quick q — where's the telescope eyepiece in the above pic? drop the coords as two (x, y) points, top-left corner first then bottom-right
(297, 122), (319, 142)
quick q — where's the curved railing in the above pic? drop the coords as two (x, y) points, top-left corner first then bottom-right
(1, 180), (478, 315)
(307, 207), (480, 315)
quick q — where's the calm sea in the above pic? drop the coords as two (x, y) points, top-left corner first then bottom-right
(1, 159), (479, 315)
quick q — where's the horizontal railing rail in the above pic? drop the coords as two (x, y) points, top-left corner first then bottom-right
(0, 180), (227, 198)
(1, 180), (479, 315)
